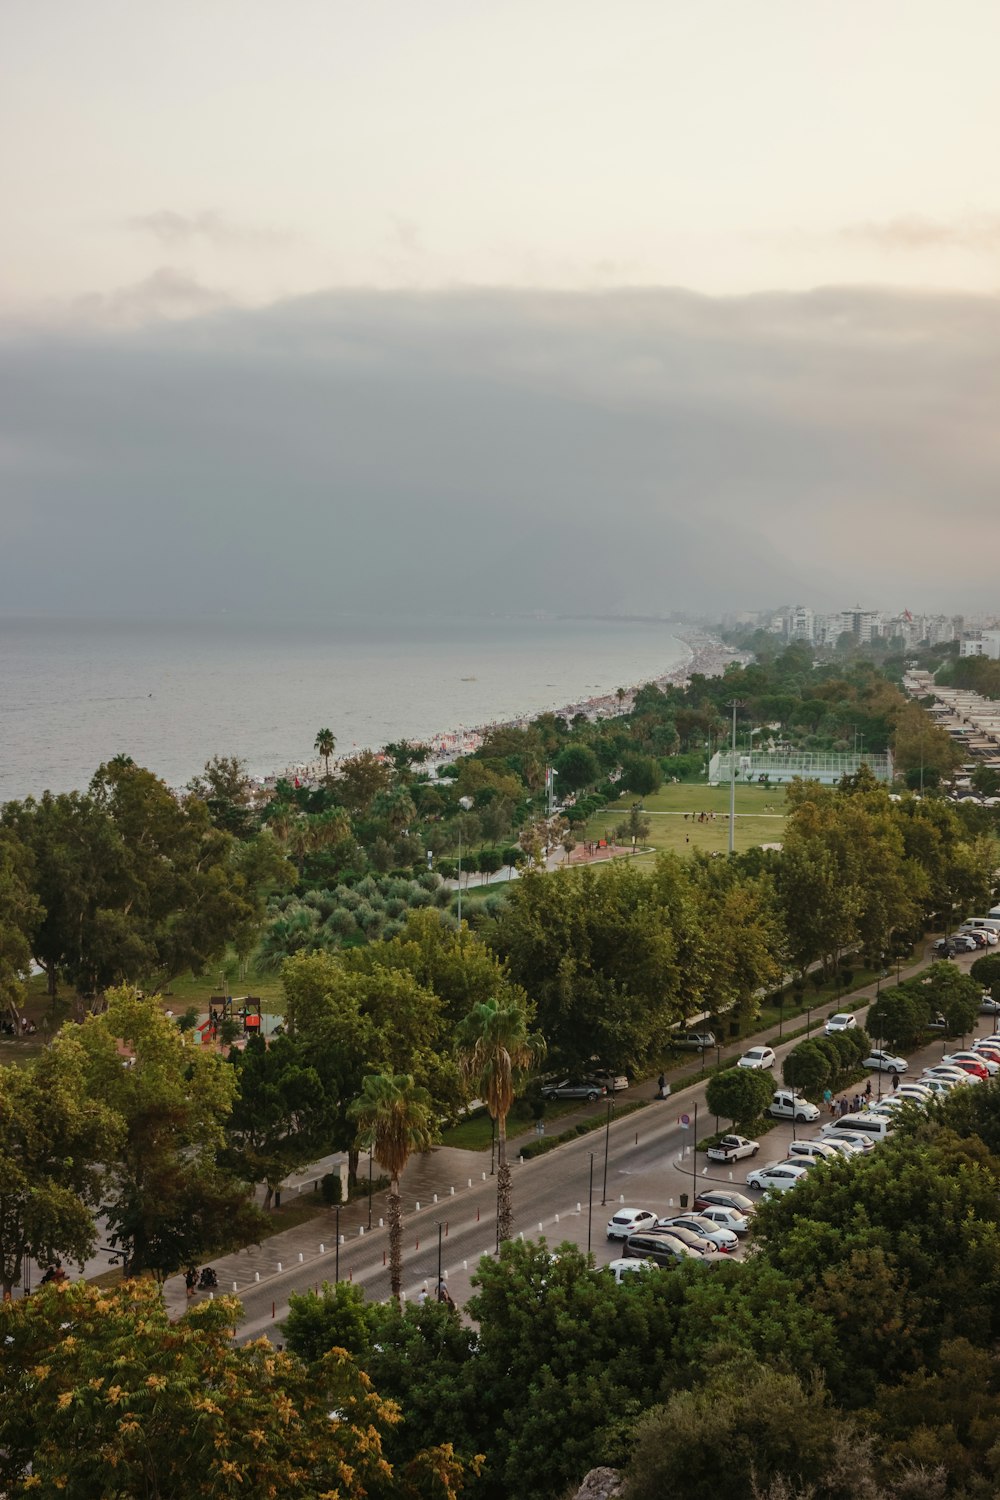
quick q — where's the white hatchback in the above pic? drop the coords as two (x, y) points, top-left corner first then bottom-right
(738, 1046), (776, 1071)
(606, 1208), (658, 1241)
(825, 1013), (858, 1034)
(746, 1161), (810, 1193)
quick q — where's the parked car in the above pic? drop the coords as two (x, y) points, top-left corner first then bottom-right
(737, 1046), (776, 1071)
(656, 1214), (739, 1252)
(624, 1232), (704, 1266)
(591, 1068), (630, 1093)
(820, 1136), (864, 1159)
(862, 1049), (908, 1074)
(821, 1112), (895, 1141)
(745, 1161), (811, 1193)
(966, 931), (989, 948)
(606, 1208), (658, 1241)
(973, 1040), (1000, 1060)
(918, 1077), (959, 1098)
(979, 995), (1000, 1015)
(823, 1128), (876, 1152)
(825, 1013), (858, 1034)
(943, 1056), (990, 1080)
(650, 1221), (719, 1254)
(694, 1188), (757, 1215)
(675, 1031), (717, 1051)
(606, 1257), (657, 1283)
(694, 1203), (752, 1235)
(706, 1134), (760, 1163)
(769, 1090), (821, 1123)
(894, 1082), (934, 1103)
(922, 1065), (973, 1086)
(786, 1139), (841, 1164)
(944, 1051), (999, 1077)
(541, 1079), (607, 1102)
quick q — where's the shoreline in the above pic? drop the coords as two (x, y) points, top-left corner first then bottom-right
(273, 631), (749, 787)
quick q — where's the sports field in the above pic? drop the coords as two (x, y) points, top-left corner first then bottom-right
(577, 781), (788, 865)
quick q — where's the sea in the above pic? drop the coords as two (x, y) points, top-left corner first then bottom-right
(0, 613), (690, 804)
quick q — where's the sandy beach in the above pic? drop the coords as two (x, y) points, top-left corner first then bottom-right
(276, 631), (748, 787)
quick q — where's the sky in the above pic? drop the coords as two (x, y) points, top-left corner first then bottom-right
(3, 0), (1000, 618)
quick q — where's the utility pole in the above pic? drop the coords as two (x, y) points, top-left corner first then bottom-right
(727, 700), (740, 854)
(457, 826), (462, 927)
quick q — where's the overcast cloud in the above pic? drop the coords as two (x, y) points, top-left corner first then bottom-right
(2, 285), (998, 620)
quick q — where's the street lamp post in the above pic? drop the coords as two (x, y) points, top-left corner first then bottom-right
(727, 700), (740, 854)
(437, 1221), (443, 1297)
(587, 1154), (595, 1256)
(490, 1116), (496, 1177)
(367, 1145), (373, 1231)
(601, 1100), (615, 1205)
(335, 1205), (341, 1283)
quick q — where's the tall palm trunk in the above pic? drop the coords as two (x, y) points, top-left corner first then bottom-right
(496, 1112), (513, 1243)
(388, 1172), (403, 1303)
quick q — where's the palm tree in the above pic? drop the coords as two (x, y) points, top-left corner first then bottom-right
(314, 727), (336, 780)
(348, 1073), (437, 1303)
(455, 998), (545, 1244)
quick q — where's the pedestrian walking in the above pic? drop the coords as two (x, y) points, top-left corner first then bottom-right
(417, 1284), (429, 1306)
(865, 1079), (872, 1099)
(891, 1070), (899, 1092)
(657, 1073), (670, 1100)
(437, 1278), (454, 1308)
(823, 1087), (832, 1110)
(185, 1266), (197, 1299)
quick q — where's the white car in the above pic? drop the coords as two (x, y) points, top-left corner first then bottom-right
(923, 1065), (974, 1086)
(945, 1051), (1000, 1077)
(745, 1161), (810, 1193)
(695, 1204), (752, 1236)
(656, 1214), (739, 1252)
(862, 1049), (908, 1074)
(894, 1083), (934, 1104)
(786, 1140), (841, 1164)
(918, 1076), (959, 1098)
(820, 1136), (864, 1159)
(705, 1134), (760, 1164)
(606, 1257), (657, 1284)
(825, 1013), (858, 1034)
(738, 1046), (776, 1071)
(769, 1090), (821, 1123)
(824, 1129), (876, 1153)
(606, 1208), (658, 1241)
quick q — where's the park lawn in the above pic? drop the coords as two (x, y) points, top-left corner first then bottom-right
(23, 954), (287, 1020)
(578, 782), (787, 866)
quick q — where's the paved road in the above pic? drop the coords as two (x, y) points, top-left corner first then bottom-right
(159, 939), (986, 1340)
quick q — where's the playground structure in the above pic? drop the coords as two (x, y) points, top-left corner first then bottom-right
(197, 995), (263, 1046)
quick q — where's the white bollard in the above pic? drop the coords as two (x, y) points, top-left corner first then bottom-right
(232, 1281), (238, 1292)
(619, 1194), (625, 1204)
(668, 1199), (674, 1208)
(277, 1262), (283, 1272)
(338, 1234), (344, 1245)
(433, 1193), (438, 1204)
(519, 1232), (524, 1241)
(538, 1222), (543, 1233)
(702, 1167), (708, 1175)
(320, 1244), (325, 1254)
(298, 1252), (303, 1263)
(468, 1178), (473, 1188)
(297, 1184), (301, 1194)
(482, 1171), (486, 1181)
(359, 1226), (364, 1236)
(728, 1171), (733, 1181)
(416, 1201), (421, 1211)
(379, 1218), (384, 1229)
(254, 1271), (260, 1282)
(555, 1214), (560, 1223)
(576, 1202), (582, 1212)
(209, 1291), (214, 1300)
(450, 1186), (455, 1195)
(463, 1259), (468, 1271)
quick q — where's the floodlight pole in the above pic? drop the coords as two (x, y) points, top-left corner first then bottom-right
(727, 701), (739, 853)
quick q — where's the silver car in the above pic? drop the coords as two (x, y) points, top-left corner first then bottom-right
(655, 1214), (739, 1252)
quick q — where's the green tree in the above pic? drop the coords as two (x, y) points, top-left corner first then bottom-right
(314, 726), (336, 779)
(0, 1041), (120, 1297)
(705, 1067), (773, 1129)
(552, 744), (600, 792)
(624, 1359), (872, 1500)
(619, 754), (662, 797)
(348, 1073), (437, 1303)
(0, 1279), (472, 1500)
(455, 998), (545, 1243)
(222, 1033), (331, 1208)
(970, 952), (1000, 992)
(0, 826), (41, 1032)
(74, 987), (267, 1278)
(782, 1039), (833, 1097)
(185, 754), (259, 839)
(920, 960), (981, 1038)
(866, 985), (931, 1051)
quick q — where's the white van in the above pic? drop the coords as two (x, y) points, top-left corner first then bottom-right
(821, 1112), (895, 1142)
(988, 906), (1000, 921)
(961, 918), (1000, 935)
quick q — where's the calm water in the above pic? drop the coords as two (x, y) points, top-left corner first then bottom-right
(0, 614), (688, 802)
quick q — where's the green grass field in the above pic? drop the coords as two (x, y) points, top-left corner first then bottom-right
(578, 780), (788, 865)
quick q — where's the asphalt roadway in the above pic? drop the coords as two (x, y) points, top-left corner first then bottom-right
(157, 940), (987, 1342)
